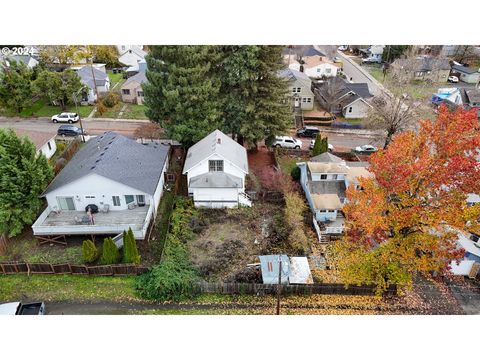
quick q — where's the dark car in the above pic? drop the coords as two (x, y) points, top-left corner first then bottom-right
(85, 204), (99, 214)
(57, 124), (86, 137)
(296, 126), (320, 138)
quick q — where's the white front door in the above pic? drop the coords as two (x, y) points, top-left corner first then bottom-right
(57, 197), (76, 210)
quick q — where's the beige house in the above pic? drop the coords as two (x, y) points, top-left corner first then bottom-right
(390, 57), (451, 83)
(121, 72), (148, 105)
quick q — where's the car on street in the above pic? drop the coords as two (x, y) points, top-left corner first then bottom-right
(448, 75), (459, 83)
(51, 112), (80, 124)
(0, 301), (46, 315)
(272, 136), (302, 149)
(353, 144), (378, 154)
(338, 45), (348, 51)
(361, 57), (382, 64)
(296, 126), (320, 138)
(57, 124), (86, 137)
(309, 140), (334, 152)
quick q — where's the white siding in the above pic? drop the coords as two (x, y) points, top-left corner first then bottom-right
(343, 100), (371, 119)
(311, 173), (345, 181)
(119, 52), (144, 67)
(191, 188), (240, 208)
(39, 138), (57, 160)
(289, 62), (338, 79)
(45, 173), (153, 212)
(152, 154), (169, 216)
(450, 259), (475, 276)
(459, 72), (480, 84)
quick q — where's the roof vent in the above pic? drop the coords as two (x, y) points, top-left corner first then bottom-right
(90, 166), (96, 170)
(217, 138), (221, 144)
(95, 159), (101, 163)
(100, 152), (105, 156)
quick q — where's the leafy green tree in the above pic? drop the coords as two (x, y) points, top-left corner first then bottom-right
(0, 129), (53, 237)
(312, 133), (328, 156)
(216, 45), (291, 147)
(123, 228), (140, 264)
(82, 240), (98, 263)
(101, 237), (120, 264)
(90, 45), (120, 68)
(0, 60), (33, 114)
(143, 45), (222, 147)
(32, 69), (85, 110)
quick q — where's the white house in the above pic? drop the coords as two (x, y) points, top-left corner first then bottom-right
(13, 128), (57, 160)
(431, 88), (463, 107)
(451, 64), (480, 84)
(182, 129), (251, 208)
(288, 56), (339, 79)
(450, 230), (480, 277)
(118, 46), (147, 68)
(32, 132), (170, 240)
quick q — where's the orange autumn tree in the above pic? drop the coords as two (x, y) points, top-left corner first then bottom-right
(335, 106), (480, 294)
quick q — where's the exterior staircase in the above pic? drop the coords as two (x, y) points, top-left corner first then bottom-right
(238, 192), (252, 207)
(112, 233), (124, 249)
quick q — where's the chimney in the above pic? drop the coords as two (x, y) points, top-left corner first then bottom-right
(299, 64), (304, 73)
(217, 138), (221, 145)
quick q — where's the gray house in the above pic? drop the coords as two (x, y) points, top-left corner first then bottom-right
(278, 68), (314, 110)
(451, 64), (480, 84)
(75, 65), (110, 103)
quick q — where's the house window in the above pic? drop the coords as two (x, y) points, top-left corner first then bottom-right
(48, 141), (52, 150)
(325, 68), (331, 74)
(320, 174), (327, 180)
(317, 68), (321, 72)
(332, 174), (338, 180)
(121, 45), (125, 50)
(57, 197), (75, 210)
(122, 89), (130, 95)
(136, 195), (145, 206)
(319, 210), (327, 213)
(137, 91), (144, 97)
(112, 196), (121, 206)
(85, 195), (95, 199)
(349, 107), (353, 113)
(125, 195), (135, 204)
(302, 98), (307, 103)
(209, 160), (224, 172)
(307, 98), (312, 103)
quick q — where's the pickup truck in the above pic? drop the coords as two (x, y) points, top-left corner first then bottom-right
(0, 301), (46, 315)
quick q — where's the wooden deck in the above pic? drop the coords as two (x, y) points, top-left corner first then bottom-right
(32, 206), (153, 239)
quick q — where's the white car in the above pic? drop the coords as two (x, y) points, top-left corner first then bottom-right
(448, 75), (459, 83)
(338, 45), (348, 51)
(51, 112), (79, 124)
(309, 140), (334, 152)
(272, 136), (302, 149)
(354, 144), (378, 154)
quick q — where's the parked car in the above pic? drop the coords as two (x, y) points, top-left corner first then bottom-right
(57, 124), (86, 137)
(51, 112), (79, 124)
(353, 144), (378, 154)
(338, 46), (348, 51)
(0, 301), (45, 315)
(296, 126), (320, 138)
(272, 136), (302, 149)
(361, 57), (382, 64)
(448, 75), (459, 83)
(309, 140), (334, 152)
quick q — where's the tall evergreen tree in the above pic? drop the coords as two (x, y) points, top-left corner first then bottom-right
(143, 46), (222, 147)
(216, 46), (291, 147)
(101, 237), (120, 264)
(0, 60), (33, 114)
(312, 133), (328, 156)
(0, 129), (53, 236)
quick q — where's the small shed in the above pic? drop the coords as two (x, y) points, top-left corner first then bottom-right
(259, 255), (290, 284)
(289, 257), (313, 284)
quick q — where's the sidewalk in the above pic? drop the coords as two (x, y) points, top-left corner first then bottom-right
(319, 127), (385, 137)
(82, 117), (150, 123)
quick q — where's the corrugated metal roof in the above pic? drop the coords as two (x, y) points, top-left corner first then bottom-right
(289, 257), (313, 284)
(259, 255), (290, 284)
(43, 132), (169, 196)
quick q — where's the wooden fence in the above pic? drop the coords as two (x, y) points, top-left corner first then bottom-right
(52, 138), (81, 174)
(0, 262), (149, 276)
(197, 282), (396, 296)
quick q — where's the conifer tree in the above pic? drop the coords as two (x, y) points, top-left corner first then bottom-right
(101, 237), (120, 264)
(123, 228), (140, 264)
(312, 133), (328, 156)
(82, 240), (98, 263)
(0, 129), (53, 236)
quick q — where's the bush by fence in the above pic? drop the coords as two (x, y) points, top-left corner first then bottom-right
(53, 139), (81, 174)
(0, 262), (149, 276)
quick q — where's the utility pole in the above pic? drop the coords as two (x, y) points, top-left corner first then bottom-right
(276, 255), (282, 315)
(72, 89), (86, 143)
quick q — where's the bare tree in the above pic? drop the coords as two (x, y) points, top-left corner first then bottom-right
(364, 94), (416, 148)
(314, 77), (347, 113)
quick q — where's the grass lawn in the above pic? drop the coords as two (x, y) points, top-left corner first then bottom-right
(0, 98), (93, 118)
(107, 72), (124, 88)
(122, 104), (148, 119)
(0, 275), (139, 302)
(0, 236), (83, 264)
(99, 102), (123, 118)
(364, 64), (385, 83)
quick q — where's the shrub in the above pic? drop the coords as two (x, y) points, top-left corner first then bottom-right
(258, 167), (297, 194)
(56, 142), (66, 153)
(312, 133), (328, 156)
(101, 237), (120, 264)
(290, 166), (301, 181)
(102, 91), (120, 108)
(96, 100), (107, 115)
(123, 228), (140, 264)
(284, 192), (310, 255)
(82, 240), (98, 263)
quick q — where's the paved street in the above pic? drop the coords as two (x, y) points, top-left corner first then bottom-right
(0, 117), (145, 138)
(292, 131), (383, 152)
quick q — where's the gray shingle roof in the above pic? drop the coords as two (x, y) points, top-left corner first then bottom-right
(393, 57), (451, 71)
(183, 129), (248, 174)
(76, 66), (108, 88)
(310, 152), (343, 163)
(123, 71), (148, 87)
(308, 181), (346, 199)
(43, 132), (170, 196)
(189, 172), (242, 188)
(452, 64), (478, 74)
(278, 68), (312, 88)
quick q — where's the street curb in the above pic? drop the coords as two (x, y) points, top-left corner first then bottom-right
(319, 127), (385, 137)
(80, 117), (151, 123)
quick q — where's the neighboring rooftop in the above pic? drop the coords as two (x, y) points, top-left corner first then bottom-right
(43, 132), (170, 195)
(452, 64), (479, 75)
(189, 172), (242, 188)
(183, 129), (248, 174)
(12, 128), (56, 151)
(259, 255), (290, 285)
(75, 65), (108, 88)
(123, 71), (148, 87)
(278, 68), (312, 88)
(311, 193), (342, 210)
(310, 152), (344, 163)
(392, 57), (451, 71)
